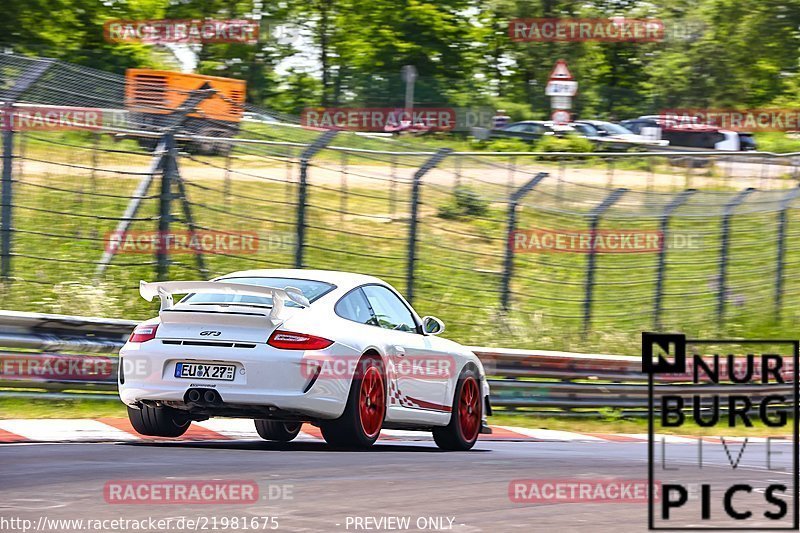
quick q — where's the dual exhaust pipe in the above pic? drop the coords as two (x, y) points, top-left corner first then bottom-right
(185, 388), (222, 406)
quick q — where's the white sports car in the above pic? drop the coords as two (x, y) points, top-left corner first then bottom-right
(119, 269), (491, 450)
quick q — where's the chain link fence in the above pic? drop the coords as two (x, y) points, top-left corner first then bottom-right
(2, 53), (800, 348)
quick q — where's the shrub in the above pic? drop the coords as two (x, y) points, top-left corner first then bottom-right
(437, 186), (489, 219)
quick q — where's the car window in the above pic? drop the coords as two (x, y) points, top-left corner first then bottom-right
(574, 124), (597, 136)
(504, 123), (527, 132)
(361, 285), (417, 333)
(600, 122), (632, 135)
(335, 288), (378, 326)
(624, 121), (643, 134)
(180, 277), (335, 308)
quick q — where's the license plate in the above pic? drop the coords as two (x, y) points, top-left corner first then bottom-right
(174, 362), (236, 381)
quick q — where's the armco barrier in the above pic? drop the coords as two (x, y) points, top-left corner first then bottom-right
(0, 311), (792, 416)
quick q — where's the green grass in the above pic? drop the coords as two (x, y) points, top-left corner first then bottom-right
(0, 396), (126, 419)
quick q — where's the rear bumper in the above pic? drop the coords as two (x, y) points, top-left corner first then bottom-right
(118, 339), (358, 420)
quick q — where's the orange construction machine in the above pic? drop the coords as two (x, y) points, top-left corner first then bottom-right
(125, 69), (246, 155)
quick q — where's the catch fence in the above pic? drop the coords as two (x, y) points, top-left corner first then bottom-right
(2, 53), (800, 344)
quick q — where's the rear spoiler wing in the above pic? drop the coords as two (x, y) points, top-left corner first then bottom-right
(139, 280), (310, 319)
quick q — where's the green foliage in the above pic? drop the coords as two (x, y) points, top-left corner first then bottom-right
(481, 138), (534, 152)
(752, 133), (800, 154)
(437, 185), (489, 219)
(5, 0), (800, 119)
(534, 134), (594, 153)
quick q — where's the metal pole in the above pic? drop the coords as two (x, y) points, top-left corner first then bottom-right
(582, 188), (628, 337)
(96, 84), (218, 278)
(173, 162), (208, 278)
(390, 155), (398, 217)
(717, 188), (755, 327)
(775, 188), (800, 321)
(295, 130), (338, 268)
(501, 172), (548, 310)
(340, 151), (348, 223)
(406, 148), (451, 304)
(224, 150), (232, 207)
(507, 156), (516, 198)
(653, 189), (696, 330)
(156, 134), (175, 281)
(1, 128), (13, 281)
(0, 58), (54, 282)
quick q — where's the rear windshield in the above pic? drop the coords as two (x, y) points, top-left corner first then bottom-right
(180, 277), (335, 308)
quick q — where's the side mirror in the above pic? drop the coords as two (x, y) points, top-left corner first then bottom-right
(422, 316), (445, 335)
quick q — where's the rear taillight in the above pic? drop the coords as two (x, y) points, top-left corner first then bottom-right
(129, 324), (159, 343)
(268, 330), (333, 350)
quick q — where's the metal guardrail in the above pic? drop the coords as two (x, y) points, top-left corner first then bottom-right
(0, 311), (792, 416)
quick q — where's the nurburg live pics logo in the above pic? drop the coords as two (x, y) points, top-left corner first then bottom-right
(642, 332), (800, 530)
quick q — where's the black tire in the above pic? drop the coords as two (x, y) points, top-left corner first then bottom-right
(321, 355), (386, 449)
(433, 368), (482, 451)
(254, 420), (302, 442)
(127, 405), (190, 438)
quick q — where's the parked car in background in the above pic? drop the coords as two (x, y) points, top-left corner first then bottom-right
(487, 120), (574, 143)
(621, 116), (756, 151)
(571, 120), (669, 150)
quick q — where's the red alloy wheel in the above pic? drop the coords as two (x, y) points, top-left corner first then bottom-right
(358, 366), (385, 439)
(458, 377), (480, 442)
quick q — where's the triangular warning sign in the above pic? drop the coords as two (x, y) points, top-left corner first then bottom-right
(549, 59), (573, 81)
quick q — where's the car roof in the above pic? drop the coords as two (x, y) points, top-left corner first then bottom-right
(214, 268), (387, 288)
(575, 120), (612, 126)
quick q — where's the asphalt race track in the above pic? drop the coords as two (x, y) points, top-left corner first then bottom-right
(1, 438), (794, 532)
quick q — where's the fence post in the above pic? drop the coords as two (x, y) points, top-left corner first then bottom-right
(501, 172), (548, 310)
(1, 127), (13, 281)
(582, 188), (627, 337)
(717, 187), (755, 327)
(172, 153), (208, 278)
(156, 133), (176, 281)
(653, 189), (696, 330)
(96, 84), (218, 278)
(406, 148), (451, 305)
(340, 151), (348, 223)
(389, 155), (398, 217)
(774, 188), (800, 320)
(0, 58), (53, 282)
(295, 130), (338, 268)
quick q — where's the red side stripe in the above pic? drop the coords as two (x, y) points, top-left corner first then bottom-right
(405, 396), (452, 413)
